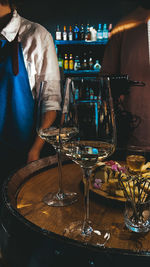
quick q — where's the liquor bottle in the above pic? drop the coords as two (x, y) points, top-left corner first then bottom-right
(93, 60), (101, 70)
(58, 53), (64, 68)
(97, 23), (103, 41)
(80, 24), (85, 40)
(82, 52), (88, 69)
(85, 24), (91, 41)
(88, 51), (93, 70)
(69, 54), (74, 70)
(68, 25), (73, 41)
(75, 88), (79, 100)
(103, 23), (109, 40)
(86, 86), (90, 99)
(90, 88), (94, 100)
(55, 25), (61, 40)
(64, 54), (69, 70)
(108, 23), (113, 38)
(63, 25), (67, 41)
(73, 24), (80, 40)
(90, 26), (97, 41)
(74, 55), (81, 70)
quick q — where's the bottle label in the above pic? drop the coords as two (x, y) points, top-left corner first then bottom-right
(64, 60), (68, 70)
(68, 33), (73, 41)
(58, 59), (63, 68)
(83, 59), (87, 69)
(63, 33), (67, 41)
(74, 59), (80, 70)
(56, 32), (61, 40)
(85, 32), (91, 41)
(97, 32), (103, 40)
(94, 62), (101, 70)
(74, 33), (79, 40)
(69, 60), (74, 70)
(103, 31), (108, 39)
(89, 62), (93, 69)
(74, 62), (78, 71)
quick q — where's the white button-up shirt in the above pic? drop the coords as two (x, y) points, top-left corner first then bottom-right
(0, 10), (61, 111)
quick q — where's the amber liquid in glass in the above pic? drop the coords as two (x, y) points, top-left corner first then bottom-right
(126, 155), (146, 173)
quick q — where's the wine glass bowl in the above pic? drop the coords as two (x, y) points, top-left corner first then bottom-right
(36, 80), (78, 206)
(61, 77), (116, 245)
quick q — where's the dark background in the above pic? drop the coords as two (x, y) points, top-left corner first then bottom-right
(18, 0), (140, 38)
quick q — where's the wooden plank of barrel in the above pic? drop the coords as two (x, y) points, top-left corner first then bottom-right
(2, 155), (150, 266)
(5, 155), (150, 251)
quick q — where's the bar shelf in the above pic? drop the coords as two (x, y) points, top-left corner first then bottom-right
(63, 69), (100, 77)
(55, 40), (108, 46)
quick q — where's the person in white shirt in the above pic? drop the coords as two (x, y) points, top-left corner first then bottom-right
(100, 0), (150, 154)
(0, 0), (60, 181)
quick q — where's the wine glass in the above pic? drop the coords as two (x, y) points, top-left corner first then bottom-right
(126, 146), (146, 175)
(61, 77), (117, 246)
(36, 80), (78, 206)
(120, 145), (150, 233)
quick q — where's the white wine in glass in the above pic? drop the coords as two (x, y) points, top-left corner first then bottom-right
(37, 80), (78, 206)
(61, 77), (116, 246)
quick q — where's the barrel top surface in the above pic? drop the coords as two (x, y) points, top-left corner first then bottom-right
(5, 156), (150, 256)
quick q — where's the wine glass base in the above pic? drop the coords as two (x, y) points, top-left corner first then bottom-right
(63, 221), (110, 247)
(43, 192), (78, 207)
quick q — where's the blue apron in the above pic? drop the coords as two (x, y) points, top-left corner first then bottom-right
(0, 37), (35, 170)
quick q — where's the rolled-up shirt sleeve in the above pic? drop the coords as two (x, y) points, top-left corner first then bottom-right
(35, 30), (61, 111)
(38, 80), (61, 113)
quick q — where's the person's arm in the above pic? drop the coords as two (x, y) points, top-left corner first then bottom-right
(27, 28), (61, 163)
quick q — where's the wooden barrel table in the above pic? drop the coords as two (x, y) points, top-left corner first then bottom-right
(1, 155), (150, 267)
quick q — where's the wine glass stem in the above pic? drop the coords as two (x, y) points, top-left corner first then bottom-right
(57, 147), (64, 195)
(82, 168), (92, 235)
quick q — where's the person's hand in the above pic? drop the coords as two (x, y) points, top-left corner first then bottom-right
(27, 147), (41, 163)
(27, 136), (45, 163)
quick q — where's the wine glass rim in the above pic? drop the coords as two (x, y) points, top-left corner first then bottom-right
(127, 145), (146, 153)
